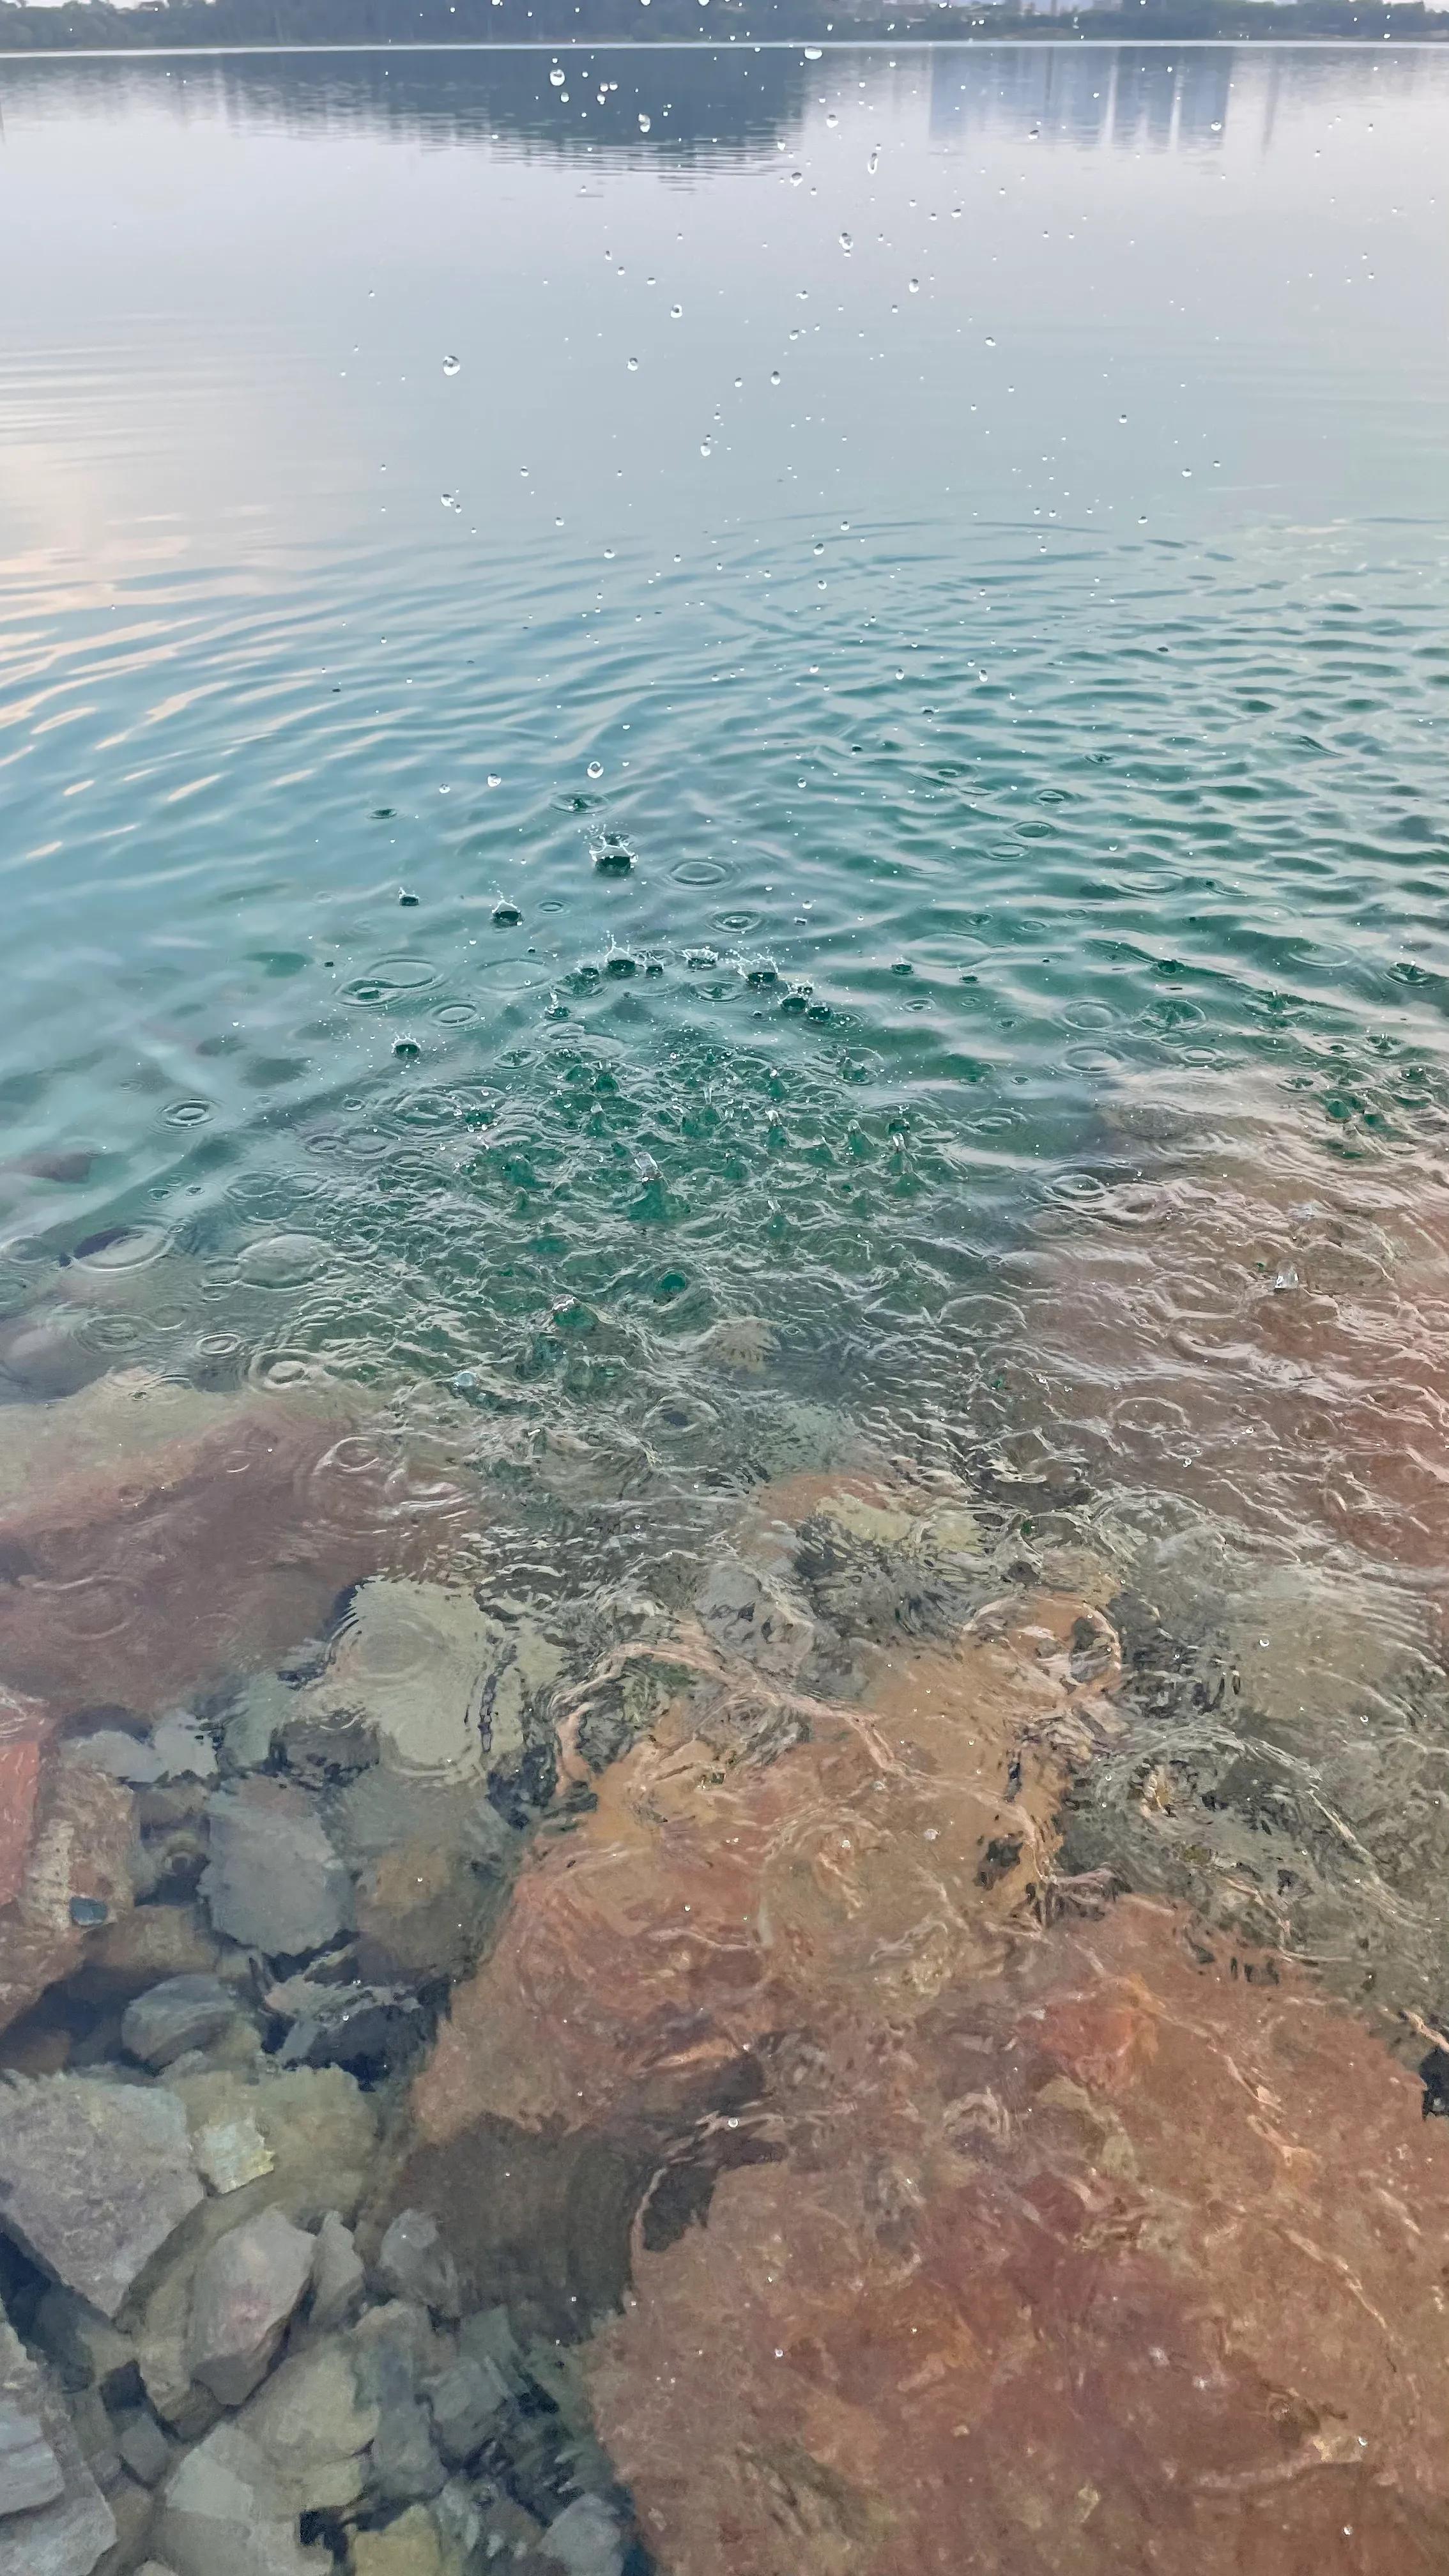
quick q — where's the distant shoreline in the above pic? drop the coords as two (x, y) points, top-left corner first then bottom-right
(3, 26), (1447, 47)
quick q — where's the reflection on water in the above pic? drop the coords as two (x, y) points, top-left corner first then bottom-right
(0, 41), (1448, 2576)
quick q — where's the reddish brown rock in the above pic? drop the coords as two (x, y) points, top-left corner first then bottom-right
(411, 1591), (1120, 2150)
(0, 1756), (135, 2034)
(586, 1897), (1449, 2576)
(0, 1387), (469, 1718)
(0, 1691), (52, 1908)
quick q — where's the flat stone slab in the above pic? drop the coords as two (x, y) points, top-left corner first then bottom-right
(122, 1975), (239, 2071)
(0, 2310), (114, 2576)
(0, 2076), (202, 2318)
(201, 1781), (352, 1958)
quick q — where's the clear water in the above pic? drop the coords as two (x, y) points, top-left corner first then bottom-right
(4, 39), (1449, 2568)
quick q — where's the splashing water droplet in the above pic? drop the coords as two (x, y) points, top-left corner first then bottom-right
(638, 112), (651, 132)
(790, 170), (803, 186)
(549, 63), (565, 83)
(825, 112), (838, 129)
(487, 774), (502, 789)
(442, 353), (461, 376)
(770, 371), (781, 386)
(670, 303), (682, 319)
(627, 356), (639, 371)
(839, 231), (853, 253)
(700, 440), (712, 459)
(587, 761), (604, 779)
(908, 277), (920, 295)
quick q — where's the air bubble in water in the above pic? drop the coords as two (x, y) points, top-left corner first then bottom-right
(442, 354), (461, 376)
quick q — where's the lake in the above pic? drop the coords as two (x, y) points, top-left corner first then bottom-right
(1, 38), (1449, 2576)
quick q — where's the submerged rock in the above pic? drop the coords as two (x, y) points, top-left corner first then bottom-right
(307, 2211), (365, 2333)
(351, 2504), (455, 2576)
(377, 2212), (461, 2321)
(0, 2308), (114, 2576)
(185, 2207), (316, 2407)
(0, 1758), (136, 2036)
(264, 1974), (428, 2077)
(0, 1383), (414, 1718)
(234, 2338), (378, 2513)
(586, 1895), (1449, 2576)
(201, 1781), (352, 1958)
(122, 1975), (240, 2071)
(0, 2076), (202, 2317)
(289, 1579), (565, 1796)
(155, 2421), (328, 2576)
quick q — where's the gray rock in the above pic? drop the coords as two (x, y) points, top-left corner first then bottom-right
(220, 1675), (295, 1777)
(369, 2375), (445, 2507)
(0, 2077), (202, 2318)
(349, 2303), (451, 2398)
(186, 2208), (315, 2407)
(0, 2394), (64, 2514)
(540, 2496), (627, 2576)
(122, 1976), (238, 2071)
(150, 1713), (218, 1783)
(155, 2422), (328, 2576)
(427, 2354), (507, 2469)
(695, 1553), (813, 1680)
(64, 1728), (167, 1788)
(0, 2312), (114, 2576)
(457, 2306), (525, 2391)
(263, 1975), (427, 2076)
(376, 2212), (461, 2320)
(307, 2212), (364, 2333)
(234, 2338), (377, 2514)
(116, 2409), (173, 2489)
(200, 1782), (351, 1958)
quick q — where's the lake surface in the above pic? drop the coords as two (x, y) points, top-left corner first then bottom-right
(2, 40), (1449, 2575)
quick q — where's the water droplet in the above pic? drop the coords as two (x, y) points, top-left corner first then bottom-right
(839, 231), (852, 252)
(867, 146), (880, 174)
(908, 277), (920, 294)
(442, 353), (461, 376)
(587, 760), (604, 779)
(804, 41), (822, 54)
(700, 440), (712, 458)
(440, 491), (460, 510)
(670, 303), (682, 319)
(604, 548), (615, 560)
(770, 371), (781, 386)
(638, 111), (651, 132)
(627, 356), (639, 371)
(985, 335), (996, 347)
(825, 112), (838, 128)
(487, 774), (502, 789)
(789, 170), (803, 186)
(492, 902), (523, 926)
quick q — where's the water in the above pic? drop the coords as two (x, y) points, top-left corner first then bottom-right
(2, 42), (1449, 2573)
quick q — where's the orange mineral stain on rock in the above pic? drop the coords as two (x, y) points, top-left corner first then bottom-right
(411, 1589), (1120, 2149)
(586, 1897), (1449, 2576)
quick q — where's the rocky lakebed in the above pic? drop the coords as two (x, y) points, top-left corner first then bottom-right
(3, 1146), (1449, 2576)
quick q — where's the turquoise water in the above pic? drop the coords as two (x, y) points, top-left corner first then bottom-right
(1, 40), (1446, 1494)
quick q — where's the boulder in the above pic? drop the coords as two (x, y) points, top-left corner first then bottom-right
(0, 2308), (114, 2576)
(0, 2076), (201, 2317)
(376, 2214), (460, 2320)
(306, 2212), (365, 2333)
(0, 1759), (136, 2037)
(29, 2290), (137, 2405)
(155, 2422), (328, 2576)
(201, 1782), (351, 1958)
(427, 2354), (507, 2469)
(116, 2409), (173, 2489)
(78, 1904), (220, 2007)
(0, 1381), (437, 1719)
(122, 1977), (239, 2072)
(185, 2208), (316, 2407)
